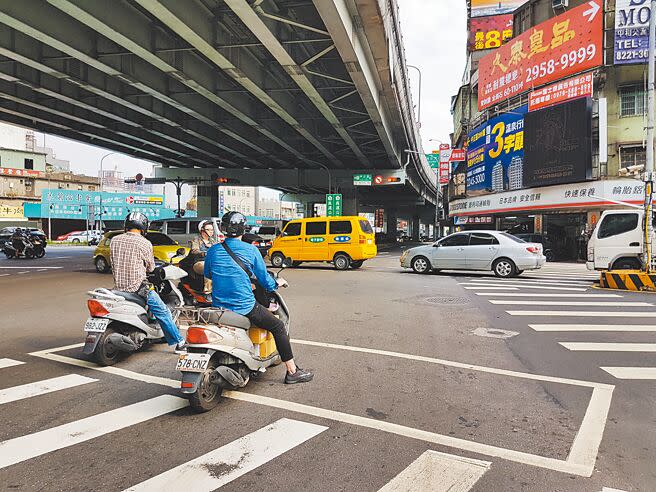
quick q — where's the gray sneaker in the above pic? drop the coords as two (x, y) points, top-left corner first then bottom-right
(174, 341), (188, 354)
(284, 367), (314, 384)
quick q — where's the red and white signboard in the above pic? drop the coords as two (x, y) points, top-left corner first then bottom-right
(373, 175), (383, 185)
(478, 0), (602, 110)
(449, 149), (466, 162)
(439, 144), (451, 184)
(529, 73), (593, 111)
(0, 167), (42, 178)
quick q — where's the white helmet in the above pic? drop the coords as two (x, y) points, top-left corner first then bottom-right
(198, 220), (210, 233)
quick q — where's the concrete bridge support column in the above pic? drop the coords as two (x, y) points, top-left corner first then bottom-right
(197, 185), (218, 218)
(341, 188), (359, 216)
(411, 215), (420, 242)
(386, 208), (398, 242)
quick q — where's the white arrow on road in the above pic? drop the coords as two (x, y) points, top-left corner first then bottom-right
(583, 1), (600, 22)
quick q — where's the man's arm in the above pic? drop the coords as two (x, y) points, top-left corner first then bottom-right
(252, 248), (277, 291)
(144, 241), (155, 273)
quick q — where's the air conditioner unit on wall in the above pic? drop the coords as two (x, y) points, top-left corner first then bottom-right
(552, 0), (569, 8)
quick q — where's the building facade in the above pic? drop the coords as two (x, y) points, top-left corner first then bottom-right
(449, 0), (649, 261)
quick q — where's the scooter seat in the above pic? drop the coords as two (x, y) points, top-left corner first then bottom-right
(200, 308), (252, 330)
(111, 290), (147, 307)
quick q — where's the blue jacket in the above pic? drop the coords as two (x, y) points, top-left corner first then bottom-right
(204, 238), (277, 315)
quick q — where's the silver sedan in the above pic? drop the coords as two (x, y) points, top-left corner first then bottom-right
(400, 230), (546, 278)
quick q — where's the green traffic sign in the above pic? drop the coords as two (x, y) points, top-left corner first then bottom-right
(326, 193), (342, 217)
(353, 173), (372, 186)
(425, 154), (440, 169)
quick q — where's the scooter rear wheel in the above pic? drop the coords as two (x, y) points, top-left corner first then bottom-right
(189, 361), (223, 412)
(92, 327), (122, 366)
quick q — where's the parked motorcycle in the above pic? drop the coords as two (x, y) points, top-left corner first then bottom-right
(3, 233), (45, 259)
(176, 257), (292, 412)
(82, 248), (188, 366)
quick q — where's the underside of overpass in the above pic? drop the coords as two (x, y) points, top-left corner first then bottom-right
(0, 0), (437, 209)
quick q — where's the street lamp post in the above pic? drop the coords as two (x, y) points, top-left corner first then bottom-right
(407, 64), (422, 127)
(99, 152), (118, 230)
(644, 0), (656, 272)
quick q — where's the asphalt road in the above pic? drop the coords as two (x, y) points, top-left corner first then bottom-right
(0, 246), (653, 491)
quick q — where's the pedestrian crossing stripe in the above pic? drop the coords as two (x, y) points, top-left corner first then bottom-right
(0, 374), (97, 406)
(0, 358), (25, 369)
(600, 270), (656, 291)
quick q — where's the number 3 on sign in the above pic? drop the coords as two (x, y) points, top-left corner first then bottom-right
(488, 122), (505, 159)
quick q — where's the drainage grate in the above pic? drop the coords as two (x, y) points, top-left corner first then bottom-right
(425, 296), (471, 305)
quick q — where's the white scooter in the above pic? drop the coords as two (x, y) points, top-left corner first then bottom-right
(82, 248), (188, 366)
(176, 258), (292, 412)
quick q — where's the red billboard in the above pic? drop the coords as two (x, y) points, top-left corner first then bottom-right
(469, 15), (514, 52)
(478, 0), (602, 111)
(528, 72), (593, 111)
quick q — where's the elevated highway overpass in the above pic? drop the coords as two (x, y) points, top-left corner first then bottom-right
(0, 0), (437, 230)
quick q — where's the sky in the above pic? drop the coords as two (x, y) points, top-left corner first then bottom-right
(21, 1), (468, 202)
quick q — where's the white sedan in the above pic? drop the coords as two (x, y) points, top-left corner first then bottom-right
(400, 230), (546, 278)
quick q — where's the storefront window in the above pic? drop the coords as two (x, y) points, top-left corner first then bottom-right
(620, 146), (646, 169)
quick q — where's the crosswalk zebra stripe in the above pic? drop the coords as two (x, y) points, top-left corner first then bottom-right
(124, 418), (327, 491)
(460, 283), (588, 292)
(508, 311), (656, 317)
(530, 324), (656, 332)
(378, 450), (490, 492)
(0, 395), (188, 469)
(560, 343), (656, 352)
(490, 300), (651, 307)
(0, 374), (97, 406)
(0, 358), (25, 369)
(462, 286), (520, 290)
(477, 293), (621, 298)
(600, 367), (656, 380)
(467, 279), (592, 287)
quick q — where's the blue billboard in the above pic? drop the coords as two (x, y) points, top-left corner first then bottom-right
(465, 105), (527, 197)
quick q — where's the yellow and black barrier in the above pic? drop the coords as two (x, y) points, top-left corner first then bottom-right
(599, 270), (656, 292)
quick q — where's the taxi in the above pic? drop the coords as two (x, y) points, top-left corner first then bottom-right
(93, 230), (190, 273)
(268, 216), (376, 270)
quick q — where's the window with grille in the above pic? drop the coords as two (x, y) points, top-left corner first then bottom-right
(620, 146), (646, 168)
(619, 86), (646, 117)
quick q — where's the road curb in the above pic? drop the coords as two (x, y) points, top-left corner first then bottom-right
(599, 270), (656, 292)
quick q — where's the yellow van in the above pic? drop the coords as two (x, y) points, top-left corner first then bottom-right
(269, 216), (376, 270)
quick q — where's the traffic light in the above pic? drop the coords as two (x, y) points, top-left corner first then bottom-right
(214, 177), (240, 184)
(386, 177), (402, 183)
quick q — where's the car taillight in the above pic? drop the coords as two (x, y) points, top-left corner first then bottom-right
(526, 246), (539, 254)
(87, 299), (109, 317)
(359, 234), (366, 244)
(252, 241), (259, 246)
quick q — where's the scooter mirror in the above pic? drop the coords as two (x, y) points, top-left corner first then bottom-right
(175, 247), (186, 257)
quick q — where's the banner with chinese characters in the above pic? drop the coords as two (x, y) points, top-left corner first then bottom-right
(528, 73), (593, 111)
(614, 0), (651, 64)
(465, 105), (527, 197)
(469, 15), (513, 51)
(0, 203), (24, 219)
(471, 0), (528, 18)
(0, 167), (43, 178)
(454, 216), (494, 225)
(39, 189), (166, 220)
(449, 179), (645, 216)
(478, 0), (602, 110)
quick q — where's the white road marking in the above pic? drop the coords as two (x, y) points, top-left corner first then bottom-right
(477, 293), (621, 298)
(0, 273), (9, 277)
(37, 269), (49, 272)
(0, 266), (63, 269)
(124, 418), (327, 491)
(490, 300), (651, 307)
(0, 358), (25, 369)
(508, 311), (656, 317)
(378, 450), (490, 492)
(560, 342), (656, 352)
(462, 286), (520, 291)
(467, 279), (591, 287)
(460, 283), (588, 292)
(601, 487), (628, 492)
(530, 324), (656, 332)
(600, 367), (656, 380)
(0, 395), (188, 469)
(30, 343), (613, 477)
(0, 374), (97, 405)
(17, 271), (29, 275)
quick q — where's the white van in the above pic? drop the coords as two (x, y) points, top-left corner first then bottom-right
(586, 209), (653, 271)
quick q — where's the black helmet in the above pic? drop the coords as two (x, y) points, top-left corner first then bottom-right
(124, 211), (149, 235)
(221, 211), (247, 238)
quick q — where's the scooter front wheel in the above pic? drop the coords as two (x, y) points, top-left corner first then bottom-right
(189, 361), (222, 413)
(92, 327), (122, 366)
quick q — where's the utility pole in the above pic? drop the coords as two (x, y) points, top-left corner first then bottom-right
(644, 0), (656, 272)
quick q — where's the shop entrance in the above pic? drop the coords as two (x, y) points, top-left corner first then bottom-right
(543, 213), (588, 262)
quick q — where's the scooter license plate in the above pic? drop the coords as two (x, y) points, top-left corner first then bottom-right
(176, 353), (211, 372)
(84, 318), (109, 332)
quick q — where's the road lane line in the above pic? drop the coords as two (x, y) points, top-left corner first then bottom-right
(600, 367), (656, 380)
(467, 279), (592, 287)
(0, 266), (63, 269)
(489, 300), (651, 307)
(0, 358), (25, 369)
(124, 418), (327, 491)
(477, 293), (621, 298)
(508, 311), (656, 317)
(378, 450), (490, 492)
(17, 271), (28, 275)
(530, 324), (656, 332)
(0, 374), (97, 405)
(460, 283), (588, 292)
(0, 395), (188, 469)
(0, 274), (9, 277)
(462, 286), (520, 290)
(560, 343), (656, 352)
(37, 269), (49, 272)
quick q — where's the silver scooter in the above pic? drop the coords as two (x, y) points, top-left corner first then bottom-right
(176, 258), (292, 412)
(82, 248), (188, 366)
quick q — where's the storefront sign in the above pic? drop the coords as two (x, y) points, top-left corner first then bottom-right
(528, 73), (593, 111)
(450, 149), (467, 162)
(471, 0), (527, 18)
(450, 179), (644, 216)
(375, 208), (384, 228)
(478, 1), (602, 110)
(0, 167), (42, 178)
(39, 189), (166, 220)
(466, 105), (527, 197)
(469, 15), (514, 51)
(614, 0), (651, 64)
(439, 144), (451, 184)
(454, 216), (494, 225)
(524, 97), (593, 187)
(0, 204), (24, 219)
